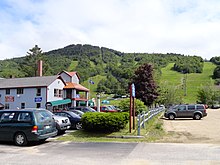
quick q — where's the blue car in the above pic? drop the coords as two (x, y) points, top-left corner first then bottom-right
(53, 111), (82, 130)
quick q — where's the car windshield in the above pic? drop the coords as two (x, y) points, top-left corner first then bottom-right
(73, 110), (84, 115)
(68, 111), (81, 118)
(88, 107), (96, 112)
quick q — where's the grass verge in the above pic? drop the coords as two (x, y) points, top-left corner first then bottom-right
(57, 113), (165, 143)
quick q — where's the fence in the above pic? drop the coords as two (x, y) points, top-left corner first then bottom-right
(137, 106), (165, 136)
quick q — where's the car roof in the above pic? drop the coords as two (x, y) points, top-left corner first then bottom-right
(0, 108), (47, 113)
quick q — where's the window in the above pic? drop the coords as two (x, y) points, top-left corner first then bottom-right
(17, 88), (24, 94)
(5, 89), (10, 95)
(196, 105), (204, 110)
(21, 103), (25, 109)
(5, 103), (9, 109)
(59, 90), (62, 97)
(188, 105), (195, 110)
(36, 103), (41, 108)
(0, 112), (15, 123)
(36, 88), (41, 96)
(35, 111), (52, 123)
(18, 112), (31, 122)
(178, 105), (186, 111)
(54, 89), (63, 97)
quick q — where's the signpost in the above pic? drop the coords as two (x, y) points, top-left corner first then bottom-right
(129, 83), (135, 133)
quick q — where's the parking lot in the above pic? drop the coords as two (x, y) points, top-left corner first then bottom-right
(161, 109), (220, 143)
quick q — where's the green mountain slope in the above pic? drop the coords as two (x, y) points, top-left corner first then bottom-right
(161, 62), (216, 103)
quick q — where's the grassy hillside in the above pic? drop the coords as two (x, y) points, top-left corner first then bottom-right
(81, 75), (106, 99)
(68, 61), (78, 71)
(161, 62), (216, 103)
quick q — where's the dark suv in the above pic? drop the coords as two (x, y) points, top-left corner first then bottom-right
(164, 104), (207, 120)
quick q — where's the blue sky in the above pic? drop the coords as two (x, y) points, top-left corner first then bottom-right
(0, 0), (220, 60)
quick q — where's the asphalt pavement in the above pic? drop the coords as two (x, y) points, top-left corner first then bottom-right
(0, 141), (220, 165)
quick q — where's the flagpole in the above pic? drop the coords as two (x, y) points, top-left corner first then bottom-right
(88, 79), (90, 101)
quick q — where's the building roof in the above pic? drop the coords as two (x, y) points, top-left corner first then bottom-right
(67, 71), (77, 77)
(0, 76), (62, 89)
(58, 70), (80, 80)
(64, 82), (89, 91)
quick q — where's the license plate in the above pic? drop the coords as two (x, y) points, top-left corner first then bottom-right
(45, 125), (50, 129)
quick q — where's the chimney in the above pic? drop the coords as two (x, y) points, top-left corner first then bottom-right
(37, 60), (43, 77)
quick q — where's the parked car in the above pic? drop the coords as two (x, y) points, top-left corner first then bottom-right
(107, 105), (121, 112)
(71, 110), (84, 117)
(47, 111), (71, 134)
(69, 106), (96, 113)
(53, 111), (82, 130)
(101, 100), (110, 104)
(164, 104), (207, 120)
(0, 108), (57, 146)
(92, 106), (118, 112)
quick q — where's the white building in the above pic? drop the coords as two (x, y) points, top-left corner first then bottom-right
(0, 71), (89, 110)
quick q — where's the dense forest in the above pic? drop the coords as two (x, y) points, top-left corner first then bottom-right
(0, 44), (205, 95)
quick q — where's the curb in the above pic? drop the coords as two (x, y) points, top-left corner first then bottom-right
(107, 135), (144, 139)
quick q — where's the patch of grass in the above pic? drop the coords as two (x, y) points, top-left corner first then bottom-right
(67, 61), (78, 71)
(81, 75), (106, 98)
(57, 113), (165, 143)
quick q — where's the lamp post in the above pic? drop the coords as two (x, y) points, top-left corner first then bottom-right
(96, 93), (101, 112)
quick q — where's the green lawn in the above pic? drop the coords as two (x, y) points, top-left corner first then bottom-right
(58, 113), (165, 142)
(160, 62), (216, 103)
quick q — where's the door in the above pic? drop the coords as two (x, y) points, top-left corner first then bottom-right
(0, 112), (16, 141)
(187, 105), (196, 117)
(176, 105), (188, 117)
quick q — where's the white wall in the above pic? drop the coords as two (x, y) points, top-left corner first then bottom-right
(47, 78), (65, 102)
(71, 74), (79, 84)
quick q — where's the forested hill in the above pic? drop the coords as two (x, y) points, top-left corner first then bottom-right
(0, 44), (205, 94)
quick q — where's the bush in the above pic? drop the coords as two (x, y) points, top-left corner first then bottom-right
(118, 98), (147, 114)
(81, 112), (129, 132)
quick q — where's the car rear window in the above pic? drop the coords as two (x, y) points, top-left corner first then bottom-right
(35, 110), (52, 123)
(196, 105), (204, 110)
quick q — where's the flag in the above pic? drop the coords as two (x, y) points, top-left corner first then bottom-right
(89, 79), (95, 84)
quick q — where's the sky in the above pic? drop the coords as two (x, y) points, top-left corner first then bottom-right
(0, 0), (220, 60)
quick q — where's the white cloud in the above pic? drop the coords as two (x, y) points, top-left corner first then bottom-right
(0, 0), (220, 60)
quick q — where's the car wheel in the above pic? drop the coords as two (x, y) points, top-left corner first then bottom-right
(75, 122), (82, 130)
(168, 114), (175, 120)
(194, 113), (201, 120)
(14, 132), (27, 146)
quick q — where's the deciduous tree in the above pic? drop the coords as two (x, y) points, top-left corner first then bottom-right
(132, 63), (159, 106)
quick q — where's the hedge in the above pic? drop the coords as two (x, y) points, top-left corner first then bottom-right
(81, 112), (129, 132)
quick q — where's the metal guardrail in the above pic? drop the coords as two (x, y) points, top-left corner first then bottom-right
(137, 106), (165, 136)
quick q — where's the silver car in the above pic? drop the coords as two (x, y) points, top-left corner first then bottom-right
(48, 111), (71, 134)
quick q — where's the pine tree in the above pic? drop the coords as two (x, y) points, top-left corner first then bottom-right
(21, 45), (43, 77)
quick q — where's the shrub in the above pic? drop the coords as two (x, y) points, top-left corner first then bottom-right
(118, 98), (147, 114)
(81, 112), (129, 132)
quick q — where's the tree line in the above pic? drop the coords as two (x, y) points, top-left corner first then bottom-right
(0, 44), (205, 98)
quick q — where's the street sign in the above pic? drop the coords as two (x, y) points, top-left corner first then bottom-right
(35, 97), (42, 102)
(131, 83), (135, 97)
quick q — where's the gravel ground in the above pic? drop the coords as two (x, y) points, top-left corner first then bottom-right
(160, 109), (220, 143)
